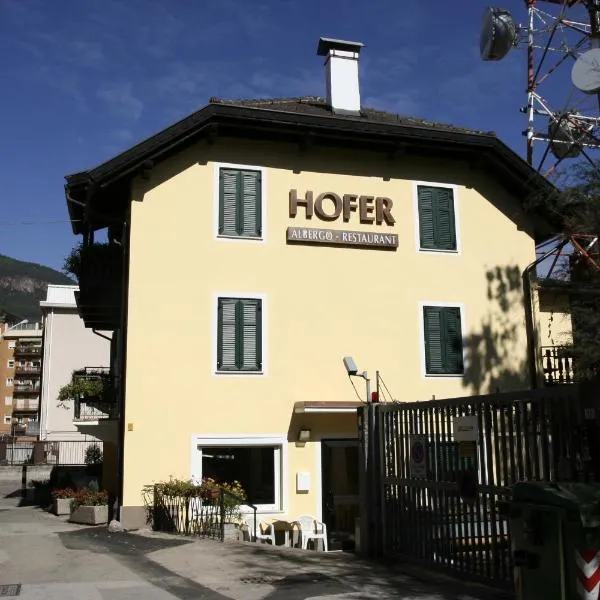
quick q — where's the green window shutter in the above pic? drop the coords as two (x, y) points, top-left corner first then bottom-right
(240, 299), (262, 370)
(219, 169), (239, 236)
(434, 188), (457, 250)
(218, 168), (262, 237)
(443, 306), (463, 373)
(418, 187), (436, 249)
(217, 298), (262, 371)
(423, 306), (444, 373)
(417, 186), (457, 251)
(217, 298), (237, 370)
(241, 170), (262, 237)
(423, 306), (464, 375)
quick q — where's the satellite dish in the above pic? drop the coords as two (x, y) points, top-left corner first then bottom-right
(549, 116), (587, 159)
(571, 48), (600, 94)
(480, 7), (517, 61)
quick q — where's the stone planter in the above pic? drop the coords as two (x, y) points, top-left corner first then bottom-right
(70, 505), (109, 525)
(223, 522), (241, 541)
(53, 497), (73, 516)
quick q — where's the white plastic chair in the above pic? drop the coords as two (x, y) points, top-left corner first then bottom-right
(294, 514), (328, 551)
(243, 514), (275, 545)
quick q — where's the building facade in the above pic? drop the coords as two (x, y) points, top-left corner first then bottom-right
(0, 312), (22, 437)
(64, 38), (561, 532)
(2, 321), (43, 439)
(39, 285), (111, 443)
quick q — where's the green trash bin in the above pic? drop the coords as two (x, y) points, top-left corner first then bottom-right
(509, 481), (600, 600)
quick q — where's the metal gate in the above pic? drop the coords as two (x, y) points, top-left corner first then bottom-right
(368, 384), (600, 590)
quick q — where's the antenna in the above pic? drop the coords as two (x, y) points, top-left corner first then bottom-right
(480, 1), (600, 177)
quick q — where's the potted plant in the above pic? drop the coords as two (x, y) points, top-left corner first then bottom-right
(52, 488), (76, 516)
(69, 486), (109, 525)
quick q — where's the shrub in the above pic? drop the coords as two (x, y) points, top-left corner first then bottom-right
(84, 444), (103, 465)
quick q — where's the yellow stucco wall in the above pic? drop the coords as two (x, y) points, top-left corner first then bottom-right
(121, 137), (538, 518)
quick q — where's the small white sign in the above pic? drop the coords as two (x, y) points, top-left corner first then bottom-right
(296, 471), (310, 493)
(409, 435), (427, 479)
(453, 415), (479, 442)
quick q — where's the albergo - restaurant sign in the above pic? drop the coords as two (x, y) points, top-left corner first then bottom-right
(286, 189), (398, 249)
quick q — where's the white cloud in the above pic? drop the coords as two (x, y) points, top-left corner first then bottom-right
(97, 82), (144, 120)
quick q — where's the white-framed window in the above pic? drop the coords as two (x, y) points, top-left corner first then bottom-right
(191, 435), (286, 513)
(5, 378), (13, 387)
(213, 162), (267, 242)
(7, 360), (14, 369)
(419, 302), (466, 378)
(413, 181), (461, 254)
(7, 341), (15, 349)
(213, 293), (267, 376)
(4, 396), (12, 406)
(3, 416), (10, 425)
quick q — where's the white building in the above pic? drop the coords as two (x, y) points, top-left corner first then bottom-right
(39, 285), (111, 442)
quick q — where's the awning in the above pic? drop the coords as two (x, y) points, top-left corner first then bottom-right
(293, 401), (364, 414)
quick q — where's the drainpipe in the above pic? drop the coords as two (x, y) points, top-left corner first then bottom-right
(522, 237), (568, 389)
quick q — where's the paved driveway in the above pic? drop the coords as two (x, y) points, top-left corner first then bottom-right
(0, 478), (510, 600)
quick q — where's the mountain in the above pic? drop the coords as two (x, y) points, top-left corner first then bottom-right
(0, 254), (74, 321)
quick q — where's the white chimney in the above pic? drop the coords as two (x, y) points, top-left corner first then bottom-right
(317, 37), (364, 115)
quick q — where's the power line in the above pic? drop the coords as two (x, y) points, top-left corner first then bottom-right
(0, 219), (83, 227)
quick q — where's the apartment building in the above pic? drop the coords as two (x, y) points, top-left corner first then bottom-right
(2, 320), (43, 439)
(63, 37), (560, 531)
(39, 285), (111, 442)
(0, 311), (22, 437)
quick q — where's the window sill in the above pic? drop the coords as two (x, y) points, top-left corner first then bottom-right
(216, 234), (264, 242)
(214, 370), (264, 376)
(424, 372), (464, 378)
(418, 247), (459, 254)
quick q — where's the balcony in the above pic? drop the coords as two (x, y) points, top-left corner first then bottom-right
(14, 344), (42, 356)
(541, 345), (576, 385)
(74, 398), (116, 422)
(13, 383), (41, 395)
(11, 421), (39, 438)
(15, 365), (41, 376)
(13, 398), (39, 412)
(70, 243), (123, 330)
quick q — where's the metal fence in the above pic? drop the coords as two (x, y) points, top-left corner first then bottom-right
(151, 485), (257, 542)
(367, 384), (596, 590)
(0, 440), (104, 466)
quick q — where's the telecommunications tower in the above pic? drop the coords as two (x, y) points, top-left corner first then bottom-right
(480, 1), (600, 175)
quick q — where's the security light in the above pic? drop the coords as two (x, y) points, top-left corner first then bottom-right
(343, 356), (358, 376)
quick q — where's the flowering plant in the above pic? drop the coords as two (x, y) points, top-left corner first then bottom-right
(72, 487), (109, 508)
(52, 488), (76, 499)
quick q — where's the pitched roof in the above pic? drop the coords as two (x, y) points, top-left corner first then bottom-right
(64, 95), (559, 239)
(209, 96), (494, 136)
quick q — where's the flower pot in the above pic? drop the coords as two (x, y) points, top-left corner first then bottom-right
(70, 505), (109, 525)
(53, 497), (73, 516)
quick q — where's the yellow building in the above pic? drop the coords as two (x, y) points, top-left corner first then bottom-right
(64, 38), (561, 533)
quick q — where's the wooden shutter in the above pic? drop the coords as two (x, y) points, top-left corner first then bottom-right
(418, 187), (436, 249)
(418, 186), (457, 251)
(218, 168), (262, 237)
(423, 306), (444, 373)
(219, 170), (239, 236)
(443, 306), (463, 373)
(241, 170), (261, 237)
(217, 298), (237, 369)
(434, 188), (457, 250)
(423, 306), (463, 375)
(241, 299), (262, 370)
(217, 298), (262, 371)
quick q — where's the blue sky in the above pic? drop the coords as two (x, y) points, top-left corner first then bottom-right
(0, 0), (578, 271)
